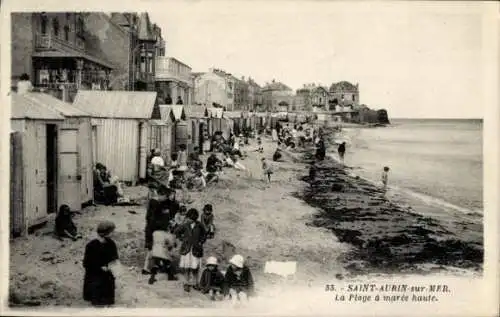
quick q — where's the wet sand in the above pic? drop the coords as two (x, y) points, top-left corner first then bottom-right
(295, 147), (483, 275)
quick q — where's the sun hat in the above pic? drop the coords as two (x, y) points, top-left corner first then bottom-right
(206, 256), (218, 266)
(229, 254), (244, 268)
(97, 220), (116, 236)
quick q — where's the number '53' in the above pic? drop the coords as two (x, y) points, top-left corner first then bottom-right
(325, 284), (336, 291)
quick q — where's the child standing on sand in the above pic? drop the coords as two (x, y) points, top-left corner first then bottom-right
(381, 166), (390, 191)
(261, 157), (273, 183)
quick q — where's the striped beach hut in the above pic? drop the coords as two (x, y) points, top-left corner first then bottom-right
(72, 90), (159, 183)
(184, 105), (209, 154)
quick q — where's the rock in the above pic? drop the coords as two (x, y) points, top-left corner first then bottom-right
(40, 254), (55, 262)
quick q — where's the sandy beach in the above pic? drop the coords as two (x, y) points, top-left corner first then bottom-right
(8, 135), (481, 309)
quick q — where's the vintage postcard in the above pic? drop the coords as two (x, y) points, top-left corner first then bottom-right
(1, 0), (499, 316)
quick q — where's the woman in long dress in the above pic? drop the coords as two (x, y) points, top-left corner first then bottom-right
(83, 221), (119, 307)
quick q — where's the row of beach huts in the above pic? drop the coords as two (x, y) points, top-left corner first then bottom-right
(9, 90), (314, 237)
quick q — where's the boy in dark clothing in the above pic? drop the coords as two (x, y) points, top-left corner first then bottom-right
(338, 142), (346, 163)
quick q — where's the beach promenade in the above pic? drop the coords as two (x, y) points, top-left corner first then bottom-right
(8, 135), (481, 309)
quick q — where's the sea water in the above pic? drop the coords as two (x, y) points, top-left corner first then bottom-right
(334, 119), (483, 215)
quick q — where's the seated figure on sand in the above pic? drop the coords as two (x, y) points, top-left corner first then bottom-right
(199, 256), (225, 301)
(54, 204), (82, 241)
(223, 254), (255, 302)
(93, 163), (123, 205)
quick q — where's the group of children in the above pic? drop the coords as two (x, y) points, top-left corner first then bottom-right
(142, 186), (255, 301)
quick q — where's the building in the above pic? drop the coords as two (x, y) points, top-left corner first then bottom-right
(329, 81), (360, 109)
(295, 85), (312, 112)
(11, 12), (114, 102)
(89, 12), (164, 92)
(193, 68), (235, 110)
(11, 12), (164, 101)
(155, 57), (193, 105)
(247, 77), (263, 111)
(233, 76), (250, 111)
(261, 79), (294, 112)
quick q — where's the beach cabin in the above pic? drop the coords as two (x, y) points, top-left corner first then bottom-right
(72, 90), (159, 184)
(221, 117), (234, 140)
(207, 107), (224, 135)
(255, 112), (267, 131)
(11, 93), (63, 236)
(224, 111), (242, 135)
(184, 105), (209, 154)
(10, 92), (94, 236)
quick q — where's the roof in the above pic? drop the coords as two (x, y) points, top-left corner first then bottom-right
(23, 92), (91, 117)
(262, 81), (292, 92)
(184, 105), (208, 118)
(159, 105), (185, 121)
(171, 105), (186, 120)
(207, 107), (223, 118)
(73, 90), (157, 119)
(312, 86), (329, 94)
(223, 111), (241, 119)
(110, 13), (130, 26)
(11, 93), (65, 120)
(137, 12), (155, 41)
(329, 81), (358, 92)
(159, 105), (175, 122)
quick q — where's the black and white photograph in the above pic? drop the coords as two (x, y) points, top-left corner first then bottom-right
(1, 0), (499, 315)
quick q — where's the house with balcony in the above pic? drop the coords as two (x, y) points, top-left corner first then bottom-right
(11, 12), (115, 102)
(155, 57), (193, 105)
(193, 68), (235, 110)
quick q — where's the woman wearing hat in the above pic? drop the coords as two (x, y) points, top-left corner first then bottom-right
(175, 208), (206, 292)
(199, 256), (225, 300)
(223, 254), (255, 302)
(83, 221), (119, 307)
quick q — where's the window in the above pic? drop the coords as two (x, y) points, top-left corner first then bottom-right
(52, 18), (59, 37)
(147, 52), (153, 73)
(66, 13), (71, 22)
(140, 56), (146, 73)
(352, 95), (356, 101)
(76, 15), (84, 37)
(41, 15), (48, 34)
(64, 25), (69, 41)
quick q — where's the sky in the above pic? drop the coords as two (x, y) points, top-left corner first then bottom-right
(145, 1), (487, 119)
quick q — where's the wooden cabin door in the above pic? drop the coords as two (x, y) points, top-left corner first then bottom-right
(58, 128), (81, 211)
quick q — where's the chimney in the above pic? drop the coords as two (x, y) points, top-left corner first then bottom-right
(272, 79), (275, 83)
(241, 76), (245, 81)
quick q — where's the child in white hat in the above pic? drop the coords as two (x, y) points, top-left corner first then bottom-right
(199, 256), (225, 300)
(223, 254), (255, 302)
